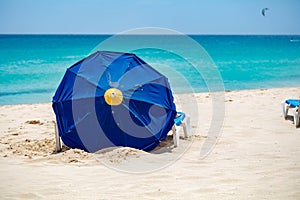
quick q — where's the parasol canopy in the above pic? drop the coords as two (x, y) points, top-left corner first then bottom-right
(52, 51), (177, 152)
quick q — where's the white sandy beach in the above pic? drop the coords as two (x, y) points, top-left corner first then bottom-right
(0, 87), (300, 199)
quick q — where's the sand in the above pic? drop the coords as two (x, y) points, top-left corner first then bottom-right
(0, 87), (299, 199)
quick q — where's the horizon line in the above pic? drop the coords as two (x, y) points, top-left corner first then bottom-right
(0, 32), (300, 36)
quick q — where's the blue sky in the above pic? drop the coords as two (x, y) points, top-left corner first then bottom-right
(0, 0), (299, 34)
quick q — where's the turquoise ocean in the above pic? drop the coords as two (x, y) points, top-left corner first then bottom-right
(0, 34), (299, 105)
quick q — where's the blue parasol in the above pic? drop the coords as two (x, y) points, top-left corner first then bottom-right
(52, 51), (177, 152)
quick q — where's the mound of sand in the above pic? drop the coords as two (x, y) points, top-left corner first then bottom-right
(95, 147), (148, 164)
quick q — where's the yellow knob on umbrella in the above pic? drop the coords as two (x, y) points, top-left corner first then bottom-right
(104, 88), (123, 106)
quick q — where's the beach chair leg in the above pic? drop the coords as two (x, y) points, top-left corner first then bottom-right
(185, 115), (190, 137)
(182, 123), (187, 138)
(281, 102), (288, 119)
(293, 107), (299, 127)
(172, 125), (180, 147)
(54, 121), (62, 152)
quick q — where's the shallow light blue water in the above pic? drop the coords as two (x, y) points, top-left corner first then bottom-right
(0, 34), (299, 105)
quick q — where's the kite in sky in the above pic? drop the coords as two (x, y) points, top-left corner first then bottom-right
(261, 8), (269, 16)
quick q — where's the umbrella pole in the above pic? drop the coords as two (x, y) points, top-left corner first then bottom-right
(54, 121), (62, 152)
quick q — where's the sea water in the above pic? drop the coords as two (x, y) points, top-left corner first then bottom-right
(0, 34), (299, 105)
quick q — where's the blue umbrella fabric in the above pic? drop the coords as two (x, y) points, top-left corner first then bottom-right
(52, 51), (177, 152)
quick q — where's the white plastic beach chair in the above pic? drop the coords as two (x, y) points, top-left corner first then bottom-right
(281, 99), (300, 127)
(172, 112), (190, 147)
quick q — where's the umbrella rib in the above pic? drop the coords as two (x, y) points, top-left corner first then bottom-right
(67, 69), (107, 91)
(121, 103), (151, 128)
(120, 101), (165, 142)
(121, 76), (164, 92)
